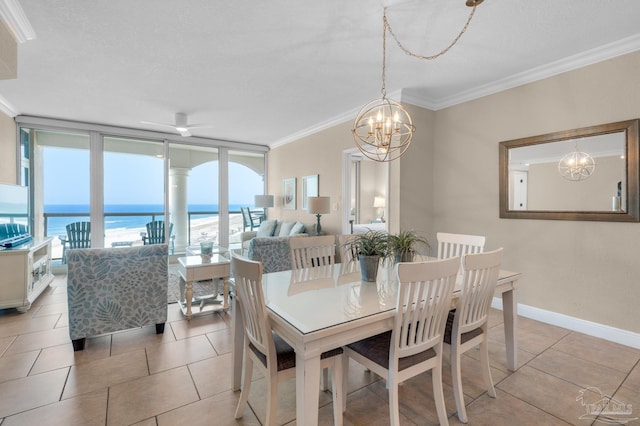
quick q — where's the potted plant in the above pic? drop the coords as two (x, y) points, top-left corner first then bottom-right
(343, 230), (390, 282)
(388, 230), (430, 263)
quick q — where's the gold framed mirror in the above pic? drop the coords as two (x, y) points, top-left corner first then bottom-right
(499, 119), (640, 222)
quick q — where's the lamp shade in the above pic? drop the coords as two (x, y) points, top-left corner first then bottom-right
(254, 194), (274, 208)
(307, 196), (330, 214)
(373, 196), (386, 208)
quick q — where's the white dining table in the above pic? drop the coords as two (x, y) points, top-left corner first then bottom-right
(231, 262), (522, 426)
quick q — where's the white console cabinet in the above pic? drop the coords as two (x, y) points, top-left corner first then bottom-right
(0, 237), (54, 312)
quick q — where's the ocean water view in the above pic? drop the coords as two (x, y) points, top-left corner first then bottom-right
(44, 203), (249, 260)
(44, 203), (247, 236)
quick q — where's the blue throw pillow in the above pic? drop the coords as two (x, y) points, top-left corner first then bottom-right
(257, 219), (277, 237)
(289, 221), (306, 235)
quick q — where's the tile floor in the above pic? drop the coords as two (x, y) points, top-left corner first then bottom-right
(0, 274), (638, 425)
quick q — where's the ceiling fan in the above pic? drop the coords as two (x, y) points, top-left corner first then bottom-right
(141, 112), (211, 137)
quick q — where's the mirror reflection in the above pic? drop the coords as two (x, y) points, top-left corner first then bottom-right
(499, 119), (640, 222)
(507, 132), (626, 212)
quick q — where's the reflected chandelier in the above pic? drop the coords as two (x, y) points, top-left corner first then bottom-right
(352, 0), (484, 162)
(558, 142), (596, 181)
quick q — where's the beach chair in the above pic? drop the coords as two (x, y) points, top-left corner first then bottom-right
(141, 220), (175, 254)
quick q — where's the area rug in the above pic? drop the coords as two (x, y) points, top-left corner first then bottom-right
(167, 266), (221, 304)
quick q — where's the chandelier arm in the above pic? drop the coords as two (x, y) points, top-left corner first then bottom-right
(385, 4), (477, 61)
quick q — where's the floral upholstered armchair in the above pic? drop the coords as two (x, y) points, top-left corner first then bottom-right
(66, 244), (168, 351)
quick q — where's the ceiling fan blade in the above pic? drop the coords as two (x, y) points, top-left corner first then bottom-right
(184, 124), (213, 130)
(140, 121), (174, 128)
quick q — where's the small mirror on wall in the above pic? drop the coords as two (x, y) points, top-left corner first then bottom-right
(499, 119), (640, 222)
(301, 174), (318, 210)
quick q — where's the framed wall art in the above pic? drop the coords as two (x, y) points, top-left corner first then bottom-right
(301, 174), (319, 210)
(283, 177), (296, 210)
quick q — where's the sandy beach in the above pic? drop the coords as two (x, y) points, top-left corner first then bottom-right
(50, 213), (245, 260)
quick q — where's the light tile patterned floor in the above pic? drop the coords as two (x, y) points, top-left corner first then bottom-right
(0, 274), (638, 425)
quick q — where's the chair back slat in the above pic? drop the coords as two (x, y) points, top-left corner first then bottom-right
(66, 221), (91, 249)
(436, 232), (485, 260)
(241, 207), (260, 231)
(338, 234), (357, 264)
(392, 257), (460, 360)
(146, 220), (165, 244)
(456, 248), (503, 335)
(231, 254), (273, 361)
(0, 223), (27, 239)
(290, 235), (335, 269)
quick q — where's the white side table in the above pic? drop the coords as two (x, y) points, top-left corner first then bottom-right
(177, 254), (231, 320)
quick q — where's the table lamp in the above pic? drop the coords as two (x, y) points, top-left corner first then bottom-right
(307, 196), (330, 235)
(254, 194), (274, 208)
(373, 196), (386, 222)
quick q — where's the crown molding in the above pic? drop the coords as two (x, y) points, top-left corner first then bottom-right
(271, 89), (404, 148)
(0, 0), (36, 43)
(0, 93), (17, 117)
(430, 33), (640, 110)
(272, 35), (640, 148)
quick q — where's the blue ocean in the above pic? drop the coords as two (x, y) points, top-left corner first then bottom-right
(45, 204), (246, 236)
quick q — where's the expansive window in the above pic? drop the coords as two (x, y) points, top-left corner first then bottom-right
(18, 117), (267, 266)
(228, 150), (266, 250)
(21, 128), (91, 261)
(169, 143), (219, 252)
(103, 137), (165, 249)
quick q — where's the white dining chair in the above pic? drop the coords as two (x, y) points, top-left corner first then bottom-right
(290, 235), (336, 269)
(337, 234), (357, 264)
(231, 253), (344, 425)
(444, 248), (503, 423)
(436, 232), (485, 260)
(342, 257), (461, 426)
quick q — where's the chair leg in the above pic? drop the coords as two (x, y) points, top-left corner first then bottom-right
(155, 323), (165, 334)
(451, 344), (468, 423)
(234, 346), (254, 419)
(71, 338), (86, 351)
(480, 336), (496, 398)
(331, 358), (344, 426)
(265, 369), (279, 426)
(388, 377), (400, 426)
(432, 364), (450, 426)
(320, 367), (329, 391)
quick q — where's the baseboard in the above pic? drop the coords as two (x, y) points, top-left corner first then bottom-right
(492, 297), (640, 350)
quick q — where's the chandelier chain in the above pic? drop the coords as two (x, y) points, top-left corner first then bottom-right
(384, 4), (477, 61)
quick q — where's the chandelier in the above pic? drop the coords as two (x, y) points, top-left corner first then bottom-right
(352, 1), (484, 162)
(558, 142), (596, 181)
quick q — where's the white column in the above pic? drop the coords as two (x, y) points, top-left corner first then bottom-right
(169, 168), (190, 253)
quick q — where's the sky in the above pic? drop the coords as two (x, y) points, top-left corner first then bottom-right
(42, 147), (263, 206)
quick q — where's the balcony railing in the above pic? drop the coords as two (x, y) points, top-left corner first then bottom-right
(42, 209), (245, 261)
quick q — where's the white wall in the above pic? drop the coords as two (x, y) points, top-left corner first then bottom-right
(0, 111), (16, 184)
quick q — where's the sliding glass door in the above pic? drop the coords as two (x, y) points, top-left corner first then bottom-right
(103, 137), (165, 249)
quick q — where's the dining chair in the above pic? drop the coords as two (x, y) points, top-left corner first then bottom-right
(436, 232), (485, 260)
(231, 254), (344, 426)
(289, 235), (336, 269)
(444, 247), (503, 423)
(342, 256), (461, 426)
(337, 234), (357, 264)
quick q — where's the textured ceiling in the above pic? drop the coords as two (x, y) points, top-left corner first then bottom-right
(0, 0), (639, 147)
